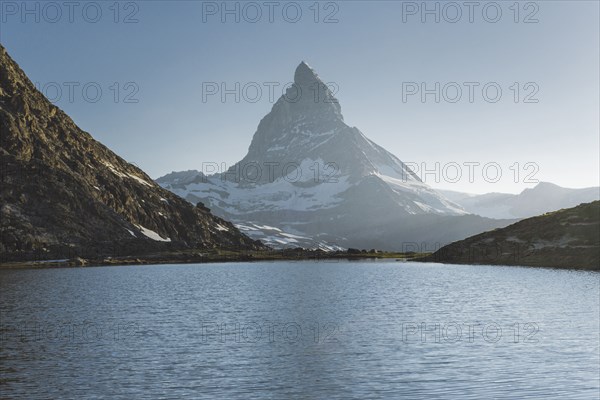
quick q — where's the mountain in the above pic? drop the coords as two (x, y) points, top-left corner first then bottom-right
(0, 45), (264, 263)
(157, 62), (512, 250)
(420, 201), (600, 270)
(438, 182), (600, 219)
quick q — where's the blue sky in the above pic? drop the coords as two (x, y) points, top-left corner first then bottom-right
(1, 0), (598, 193)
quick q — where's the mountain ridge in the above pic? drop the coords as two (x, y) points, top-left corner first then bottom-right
(437, 182), (600, 219)
(0, 44), (265, 262)
(420, 201), (600, 270)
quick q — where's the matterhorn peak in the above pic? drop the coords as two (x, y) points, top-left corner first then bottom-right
(294, 61), (322, 86)
(277, 61), (342, 121)
(156, 60), (512, 252)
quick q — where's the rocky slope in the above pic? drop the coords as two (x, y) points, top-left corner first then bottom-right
(439, 182), (600, 219)
(0, 45), (264, 263)
(158, 62), (512, 250)
(420, 201), (600, 270)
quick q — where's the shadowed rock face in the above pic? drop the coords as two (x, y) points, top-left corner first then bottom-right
(0, 45), (266, 262)
(421, 201), (600, 270)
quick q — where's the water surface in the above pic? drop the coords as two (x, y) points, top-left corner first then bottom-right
(1, 261), (599, 399)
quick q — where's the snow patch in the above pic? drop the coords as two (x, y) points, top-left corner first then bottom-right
(234, 222), (345, 251)
(103, 161), (154, 187)
(134, 224), (171, 242)
(215, 223), (229, 232)
(35, 259), (69, 263)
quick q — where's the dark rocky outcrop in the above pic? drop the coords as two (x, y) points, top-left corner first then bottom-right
(0, 45), (266, 263)
(420, 201), (600, 270)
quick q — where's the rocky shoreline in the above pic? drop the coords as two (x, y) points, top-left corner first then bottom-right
(0, 249), (423, 269)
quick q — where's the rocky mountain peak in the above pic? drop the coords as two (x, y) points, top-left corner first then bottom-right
(243, 62), (344, 162)
(157, 61), (515, 251)
(294, 61), (321, 86)
(290, 61), (340, 110)
(231, 62), (430, 187)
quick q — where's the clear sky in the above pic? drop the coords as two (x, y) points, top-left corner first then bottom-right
(1, 0), (598, 194)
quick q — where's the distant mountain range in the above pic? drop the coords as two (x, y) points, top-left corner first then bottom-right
(158, 62), (512, 250)
(438, 183), (600, 219)
(0, 45), (264, 262)
(421, 201), (600, 270)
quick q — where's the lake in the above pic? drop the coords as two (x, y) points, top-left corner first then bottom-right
(1, 261), (598, 399)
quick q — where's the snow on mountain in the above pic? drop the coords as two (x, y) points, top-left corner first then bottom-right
(158, 62), (510, 250)
(234, 222), (344, 251)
